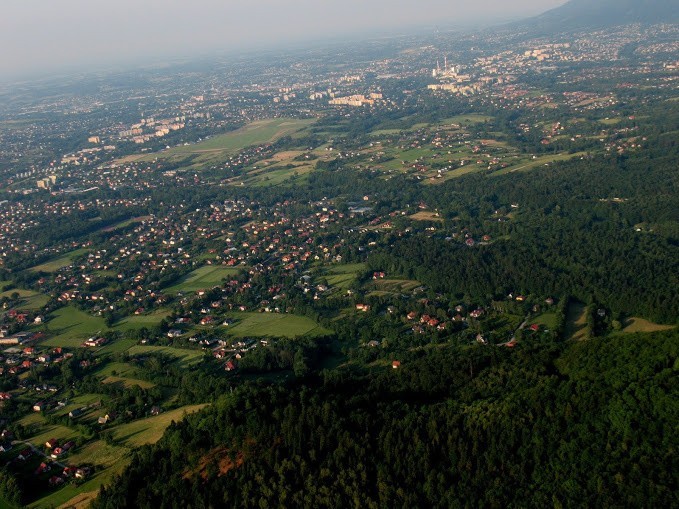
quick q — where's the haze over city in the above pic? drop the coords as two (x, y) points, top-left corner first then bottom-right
(1, 0), (566, 79)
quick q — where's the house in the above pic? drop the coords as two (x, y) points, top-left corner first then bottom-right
(48, 475), (65, 486)
(392, 360), (401, 369)
(0, 442), (12, 453)
(150, 406), (162, 416)
(83, 337), (106, 347)
(75, 467), (91, 479)
(355, 304), (370, 312)
(33, 401), (46, 412)
(69, 408), (83, 418)
(17, 448), (32, 461)
(225, 360), (237, 372)
(62, 467), (77, 477)
(167, 329), (183, 338)
(469, 308), (484, 319)
(529, 324), (540, 332)
(35, 462), (51, 475)
(45, 438), (59, 449)
(367, 340), (380, 348)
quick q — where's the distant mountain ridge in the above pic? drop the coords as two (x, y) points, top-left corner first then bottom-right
(523, 0), (679, 32)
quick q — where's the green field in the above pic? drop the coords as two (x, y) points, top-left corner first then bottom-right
(324, 263), (367, 290)
(490, 152), (587, 176)
(0, 288), (49, 310)
(96, 361), (156, 388)
(370, 279), (421, 295)
(565, 301), (588, 341)
(113, 309), (171, 331)
(241, 164), (315, 187)
(110, 404), (207, 447)
(165, 265), (242, 294)
(532, 312), (559, 329)
(25, 404), (207, 508)
(98, 338), (138, 354)
(141, 118), (314, 164)
(620, 317), (675, 334)
(443, 114), (494, 124)
(41, 306), (109, 347)
(126, 345), (206, 366)
(227, 312), (332, 338)
(28, 248), (89, 273)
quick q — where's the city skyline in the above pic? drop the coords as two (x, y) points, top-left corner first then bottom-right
(0, 0), (566, 80)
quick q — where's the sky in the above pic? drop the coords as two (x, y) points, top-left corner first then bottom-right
(0, 0), (567, 80)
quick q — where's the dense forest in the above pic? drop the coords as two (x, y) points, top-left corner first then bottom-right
(93, 329), (678, 508)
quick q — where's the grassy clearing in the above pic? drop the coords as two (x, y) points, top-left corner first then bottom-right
(165, 265), (241, 294)
(370, 279), (421, 295)
(52, 393), (106, 419)
(532, 312), (559, 329)
(26, 424), (82, 450)
(95, 360), (156, 388)
(98, 339), (138, 355)
(227, 312), (332, 338)
(409, 211), (444, 222)
(370, 128), (402, 136)
(324, 263), (367, 290)
(41, 306), (108, 348)
(28, 404), (208, 509)
(38, 441), (131, 509)
(28, 248), (89, 273)
(0, 288), (49, 310)
(491, 152), (587, 176)
(113, 310), (171, 331)
(443, 114), (493, 124)
(103, 375), (156, 389)
(434, 165), (484, 182)
(565, 301), (588, 341)
(242, 164), (314, 187)
(95, 362), (138, 378)
(620, 317), (675, 334)
(141, 118), (314, 163)
(110, 404), (208, 447)
(126, 345), (205, 366)
(101, 215), (152, 232)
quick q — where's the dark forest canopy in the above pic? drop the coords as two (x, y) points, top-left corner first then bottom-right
(93, 329), (678, 508)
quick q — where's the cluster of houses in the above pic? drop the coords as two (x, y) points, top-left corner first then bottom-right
(213, 338), (266, 372)
(0, 345), (71, 377)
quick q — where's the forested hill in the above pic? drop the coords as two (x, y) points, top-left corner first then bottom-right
(521, 0), (679, 32)
(93, 329), (678, 508)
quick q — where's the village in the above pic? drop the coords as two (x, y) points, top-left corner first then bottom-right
(0, 18), (676, 507)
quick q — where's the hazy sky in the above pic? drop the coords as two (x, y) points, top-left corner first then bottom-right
(1, 0), (566, 80)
